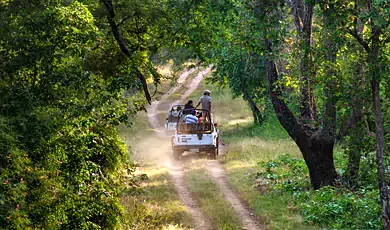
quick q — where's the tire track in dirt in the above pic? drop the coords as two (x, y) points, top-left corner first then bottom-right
(206, 158), (264, 230)
(148, 65), (262, 229)
(147, 66), (213, 229)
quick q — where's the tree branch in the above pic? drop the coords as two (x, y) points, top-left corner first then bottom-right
(117, 15), (133, 28)
(364, 117), (376, 138)
(347, 29), (371, 53)
(101, 0), (152, 103)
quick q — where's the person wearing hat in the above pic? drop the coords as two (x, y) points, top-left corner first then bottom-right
(196, 90), (212, 125)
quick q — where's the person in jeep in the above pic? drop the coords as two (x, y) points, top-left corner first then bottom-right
(196, 90), (212, 123)
(183, 100), (195, 115)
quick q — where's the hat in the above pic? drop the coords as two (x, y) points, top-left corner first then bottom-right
(203, 90), (211, 94)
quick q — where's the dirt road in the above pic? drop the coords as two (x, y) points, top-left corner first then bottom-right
(146, 67), (263, 230)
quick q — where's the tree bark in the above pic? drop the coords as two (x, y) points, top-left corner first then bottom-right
(347, 0), (390, 225)
(345, 14), (366, 187)
(288, 0), (316, 121)
(243, 93), (263, 124)
(346, 63), (365, 187)
(101, 0), (152, 103)
(372, 77), (390, 229)
(264, 38), (337, 189)
(257, 1), (337, 189)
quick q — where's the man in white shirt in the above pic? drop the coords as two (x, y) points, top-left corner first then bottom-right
(196, 90), (212, 124)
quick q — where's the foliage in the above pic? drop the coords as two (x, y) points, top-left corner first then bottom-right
(0, 1), (142, 228)
(257, 153), (382, 229)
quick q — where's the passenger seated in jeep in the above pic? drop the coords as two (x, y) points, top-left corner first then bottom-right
(197, 112), (203, 124)
(182, 111), (198, 132)
(171, 106), (182, 116)
(184, 111), (198, 124)
(183, 100), (195, 115)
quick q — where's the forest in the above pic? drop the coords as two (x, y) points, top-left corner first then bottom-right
(1, 0), (390, 229)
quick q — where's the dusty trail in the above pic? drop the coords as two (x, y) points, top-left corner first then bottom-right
(147, 67), (213, 230)
(206, 159), (263, 230)
(146, 65), (262, 229)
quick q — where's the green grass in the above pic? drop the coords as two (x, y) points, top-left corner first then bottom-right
(188, 78), (318, 229)
(223, 153), (317, 230)
(121, 165), (192, 229)
(184, 163), (242, 229)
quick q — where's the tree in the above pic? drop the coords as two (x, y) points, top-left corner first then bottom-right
(344, 0), (390, 226)
(286, 0), (317, 121)
(201, 0), (269, 123)
(254, 0), (339, 189)
(0, 1), (142, 228)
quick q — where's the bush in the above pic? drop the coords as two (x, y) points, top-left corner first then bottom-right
(257, 153), (381, 229)
(300, 187), (380, 229)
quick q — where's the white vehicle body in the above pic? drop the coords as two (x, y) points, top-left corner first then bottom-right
(172, 109), (219, 159)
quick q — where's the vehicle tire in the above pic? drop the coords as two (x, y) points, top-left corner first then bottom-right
(209, 148), (217, 160)
(216, 138), (219, 155)
(173, 150), (182, 160)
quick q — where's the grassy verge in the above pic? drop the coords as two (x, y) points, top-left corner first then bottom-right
(121, 165), (193, 229)
(189, 77), (318, 229)
(119, 111), (193, 229)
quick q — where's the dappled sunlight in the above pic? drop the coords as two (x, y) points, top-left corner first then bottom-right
(156, 61), (174, 77)
(225, 160), (257, 171)
(227, 137), (301, 161)
(136, 166), (168, 178)
(142, 179), (169, 190)
(162, 224), (192, 230)
(227, 118), (253, 126)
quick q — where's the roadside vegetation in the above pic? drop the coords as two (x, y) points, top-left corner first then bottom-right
(198, 80), (381, 229)
(2, 0), (390, 229)
(121, 164), (192, 230)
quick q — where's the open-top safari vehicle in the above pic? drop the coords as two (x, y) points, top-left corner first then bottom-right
(165, 104), (184, 131)
(171, 109), (219, 160)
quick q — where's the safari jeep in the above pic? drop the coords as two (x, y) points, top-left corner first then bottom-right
(172, 109), (219, 159)
(165, 105), (183, 132)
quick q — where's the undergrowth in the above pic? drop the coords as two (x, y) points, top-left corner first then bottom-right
(197, 79), (382, 229)
(258, 153), (381, 229)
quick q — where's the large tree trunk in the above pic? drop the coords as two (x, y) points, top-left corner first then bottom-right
(264, 38), (337, 189)
(296, 132), (337, 188)
(243, 93), (263, 124)
(257, 1), (337, 189)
